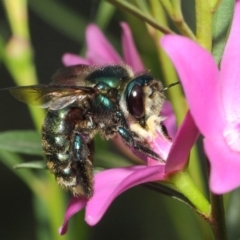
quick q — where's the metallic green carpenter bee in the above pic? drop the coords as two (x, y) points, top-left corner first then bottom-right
(9, 64), (167, 198)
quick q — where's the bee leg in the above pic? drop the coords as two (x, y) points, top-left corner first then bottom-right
(69, 132), (94, 198)
(117, 127), (165, 163)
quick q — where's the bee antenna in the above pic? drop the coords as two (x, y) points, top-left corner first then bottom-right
(162, 81), (180, 91)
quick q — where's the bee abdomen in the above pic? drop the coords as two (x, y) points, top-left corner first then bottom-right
(42, 108), (94, 197)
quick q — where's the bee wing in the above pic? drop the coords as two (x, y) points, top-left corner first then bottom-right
(51, 64), (97, 86)
(48, 95), (86, 110)
(9, 85), (94, 109)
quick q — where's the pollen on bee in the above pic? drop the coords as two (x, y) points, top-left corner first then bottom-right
(146, 115), (165, 136)
(46, 161), (54, 170)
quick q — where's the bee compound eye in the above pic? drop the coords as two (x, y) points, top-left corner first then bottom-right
(127, 84), (144, 119)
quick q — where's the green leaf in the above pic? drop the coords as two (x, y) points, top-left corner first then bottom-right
(14, 160), (46, 169)
(95, 0), (116, 28)
(0, 130), (42, 155)
(212, 0), (235, 64)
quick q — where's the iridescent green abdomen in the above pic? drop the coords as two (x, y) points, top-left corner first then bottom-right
(42, 107), (93, 197)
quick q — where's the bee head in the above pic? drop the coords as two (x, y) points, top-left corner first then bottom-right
(120, 73), (165, 137)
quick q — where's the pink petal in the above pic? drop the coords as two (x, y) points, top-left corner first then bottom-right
(149, 132), (172, 163)
(161, 36), (225, 139)
(120, 22), (145, 73)
(220, 0), (240, 121)
(165, 111), (199, 173)
(130, 130), (172, 166)
(85, 165), (164, 226)
(146, 101), (177, 165)
(161, 101), (177, 139)
(59, 197), (88, 235)
(223, 121), (240, 152)
(62, 53), (89, 66)
(204, 138), (240, 193)
(86, 24), (122, 65)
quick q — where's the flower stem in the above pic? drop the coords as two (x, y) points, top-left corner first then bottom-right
(195, 0), (213, 50)
(169, 170), (211, 216)
(2, 0), (45, 130)
(160, 0), (196, 40)
(205, 158), (228, 240)
(209, 193), (228, 240)
(106, 0), (175, 34)
(149, 0), (187, 124)
(2, 1), (67, 239)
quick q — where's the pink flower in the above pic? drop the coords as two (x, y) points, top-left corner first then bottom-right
(62, 22), (144, 73)
(59, 23), (199, 234)
(59, 112), (198, 234)
(161, 0), (240, 194)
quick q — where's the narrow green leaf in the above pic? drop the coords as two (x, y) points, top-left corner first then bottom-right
(212, 0), (235, 64)
(14, 160), (46, 169)
(0, 130), (42, 155)
(107, 0), (174, 34)
(33, 196), (53, 240)
(95, 0), (116, 28)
